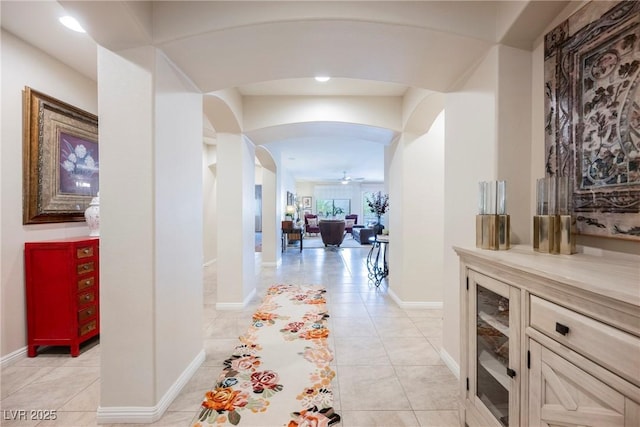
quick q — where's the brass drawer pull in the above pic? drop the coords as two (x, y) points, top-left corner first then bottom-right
(77, 262), (94, 274)
(77, 277), (94, 291)
(76, 246), (94, 258)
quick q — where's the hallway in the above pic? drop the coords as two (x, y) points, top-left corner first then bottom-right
(0, 246), (458, 426)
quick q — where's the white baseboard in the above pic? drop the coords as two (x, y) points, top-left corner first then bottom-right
(96, 349), (205, 424)
(439, 347), (460, 379)
(215, 288), (256, 310)
(1, 346), (27, 368)
(388, 288), (443, 309)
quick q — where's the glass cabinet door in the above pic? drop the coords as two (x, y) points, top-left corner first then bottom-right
(476, 284), (511, 426)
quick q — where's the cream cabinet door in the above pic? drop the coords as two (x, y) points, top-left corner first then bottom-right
(468, 270), (521, 427)
(528, 340), (638, 426)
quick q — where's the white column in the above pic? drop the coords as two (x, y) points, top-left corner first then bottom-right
(261, 167), (279, 265)
(215, 133), (256, 307)
(97, 46), (203, 422)
(388, 119), (445, 306)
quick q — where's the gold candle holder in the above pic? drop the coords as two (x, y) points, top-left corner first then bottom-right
(498, 214), (510, 250)
(537, 214), (556, 253)
(476, 214), (510, 250)
(556, 214), (576, 255)
(533, 216), (540, 251)
(534, 214), (575, 254)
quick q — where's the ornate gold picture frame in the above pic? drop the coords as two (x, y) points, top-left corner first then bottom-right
(23, 87), (99, 224)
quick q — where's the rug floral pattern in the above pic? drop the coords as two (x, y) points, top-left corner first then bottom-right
(192, 284), (341, 426)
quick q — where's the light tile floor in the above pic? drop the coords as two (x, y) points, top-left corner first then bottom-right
(1, 246), (459, 426)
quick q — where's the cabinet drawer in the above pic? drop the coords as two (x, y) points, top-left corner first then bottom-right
(530, 295), (640, 384)
(77, 276), (95, 291)
(78, 291), (95, 306)
(78, 305), (97, 322)
(79, 319), (97, 337)
(76, 246), (94, 259)
(77, 261), (94, 275)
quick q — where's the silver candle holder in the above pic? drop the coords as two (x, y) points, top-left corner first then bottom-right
(533, 177), (575, 255)
(476, 180), (510, 251)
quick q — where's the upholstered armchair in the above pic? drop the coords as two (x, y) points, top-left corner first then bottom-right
(319, 219), (346, 247)
(345, 214), (358, 234)
(304, 214), (320, 235)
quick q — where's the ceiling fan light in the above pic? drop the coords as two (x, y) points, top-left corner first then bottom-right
(315, 76), (331, 83)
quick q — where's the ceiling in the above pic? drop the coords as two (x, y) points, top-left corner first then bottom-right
(1, 1), (571, 184)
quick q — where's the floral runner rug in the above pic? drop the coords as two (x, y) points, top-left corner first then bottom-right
(191, 284), (341, 427)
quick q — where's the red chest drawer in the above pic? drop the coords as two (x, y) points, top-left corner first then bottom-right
(24, 237), (100, 357)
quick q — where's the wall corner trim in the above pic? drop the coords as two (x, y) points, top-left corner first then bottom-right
(96, 349), (205, 424)
(387, 289), (443, 309)
(0, 346), (27, 368)
(439, 348), (460, 379)
(215, 288), (257, 311)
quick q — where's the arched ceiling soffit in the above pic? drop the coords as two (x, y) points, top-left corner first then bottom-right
(403, 91), (446, 136)
(245, 121), (397, 149)
(246, 121), (394, 183)
(203, 94), (241, 135)
(55, 1), (571, 86)
(255, 146), (277, 173)
(159, 19), (492, 93)
(60, 1), (498, 93)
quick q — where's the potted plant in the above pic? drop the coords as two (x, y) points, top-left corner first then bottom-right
(365, 191), (389, 235)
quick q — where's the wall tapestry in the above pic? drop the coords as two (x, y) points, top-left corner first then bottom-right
(545, 0), (640, 240)
(23, 87), (99, 224)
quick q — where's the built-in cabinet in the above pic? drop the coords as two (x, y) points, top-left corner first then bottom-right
(456, 245), (640, 427)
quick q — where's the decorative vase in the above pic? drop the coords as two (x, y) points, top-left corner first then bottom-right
(373, 215), (385, 235)
(84, 192), (100, 237)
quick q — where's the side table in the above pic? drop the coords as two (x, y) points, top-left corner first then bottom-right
(366, 235), (389, 286)
(282, 226), (304, 253)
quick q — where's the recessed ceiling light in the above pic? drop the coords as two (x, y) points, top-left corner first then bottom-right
(314, 76), (331, 83)
(59, 16), (86, 33)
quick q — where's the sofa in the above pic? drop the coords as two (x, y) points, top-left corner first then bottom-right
(319, 219), (346, 247)
(351, 225), (375, 244)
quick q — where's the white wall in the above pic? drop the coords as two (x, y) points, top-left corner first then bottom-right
(443, 46), (499, 368)
(97, 45), (203, 417)
(153, 52), (203, 400)
(1, 30), (97, 359)
(215, 133), (256, 306)
(399, 111), (445, 303)
(203, 145), (217, 264)
(496, 45), (532, 244)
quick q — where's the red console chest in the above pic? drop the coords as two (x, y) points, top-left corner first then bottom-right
(24, 237), (99, 357)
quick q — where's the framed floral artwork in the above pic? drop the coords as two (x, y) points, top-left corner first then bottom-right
(302, 196), (312, 209)
(23, 87), (99, 224)
(544, 1), (640, 240)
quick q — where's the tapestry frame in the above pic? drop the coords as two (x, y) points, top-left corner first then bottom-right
(544, 1), (640, 240)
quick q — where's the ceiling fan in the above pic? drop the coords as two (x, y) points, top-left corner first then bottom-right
(339, 171), (364, 185)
